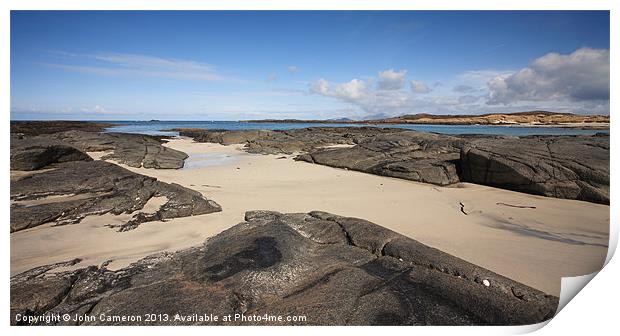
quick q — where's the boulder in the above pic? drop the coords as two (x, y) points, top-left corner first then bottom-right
(460, 135), (610, 204)
(10, 211), (558, 326)
(10, 136), (92, 171)
(42, 131), (188, 169)
(296, 131), (464, 185)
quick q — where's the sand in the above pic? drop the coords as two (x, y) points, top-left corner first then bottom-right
(10, 137), (609, 296)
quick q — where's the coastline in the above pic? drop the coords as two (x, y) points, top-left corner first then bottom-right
(11, 136), (609, 296)
(240, 120), (609, 130)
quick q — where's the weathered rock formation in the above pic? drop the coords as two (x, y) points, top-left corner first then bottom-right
(10, 136), (93, 171)
(10, 120), (116, 136)
(177, 127), (610, 204)
(10, 211), (558, 326)
(10, 159), (221, 232)
(43, 131), (188, 169)
(176, 127), (404, 154)
(460, 134), (610, 204)
(10, 126), (223, 232)
(12, 129), (187, 170)
(296, 131), (463, 185)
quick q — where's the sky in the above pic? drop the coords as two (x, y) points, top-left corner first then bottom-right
(10, 11), (610, 121)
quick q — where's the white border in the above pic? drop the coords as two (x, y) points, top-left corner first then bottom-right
(2, 1), (617, 335)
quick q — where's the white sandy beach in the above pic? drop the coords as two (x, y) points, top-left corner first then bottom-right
(10, 137), (609, 296)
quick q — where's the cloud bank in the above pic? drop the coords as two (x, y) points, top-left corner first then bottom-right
(310, 48), (609, 117)
(486, 48), (609, 105)
(378, 69), (407, 90)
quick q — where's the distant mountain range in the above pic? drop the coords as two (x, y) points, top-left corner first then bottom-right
(243, 111), (609, 126)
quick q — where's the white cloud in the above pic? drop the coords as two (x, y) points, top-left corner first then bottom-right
(310, 52), (610, 118)
(332, 79), (368, 100)
(487, 48), (610, 105)
(458, 70), (514, 84)
(287, 65), (299, 73)
(43, 51), (229, 81)
(378, 69), (407, 90)
(311, 78), (369, 101)
(410, 80), (431, 93)
(310, 78), (330, 95)
(310, 77), (415, 115)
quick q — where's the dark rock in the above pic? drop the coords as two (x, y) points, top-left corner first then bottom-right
(10, 136), (93, 171)
(10, 121), (116, 136)
(10, 211), (558, 326)
(178, 127), (463, 186)
(460, 135), (610, 204)
(10, 160), (221, 232)
(175, 127), (405, 154)
(12, 131), (188, 170)
(169, 127), (610, 203)
(43, 131), (188, 169)
(296, 131), (464, 185)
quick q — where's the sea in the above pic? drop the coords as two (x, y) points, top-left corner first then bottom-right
(103, 120), (608, 137)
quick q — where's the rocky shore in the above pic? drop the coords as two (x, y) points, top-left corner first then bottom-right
(10, 160), (221, 232)
(10, 124), (221, 232)
(176, 127), (610, 204)
(10, 121), (607, 326)
(10, 120), (117, 136)
(12, 130), (188, 170)
(10, 211), (558, 326)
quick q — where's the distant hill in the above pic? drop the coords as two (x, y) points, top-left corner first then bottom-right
(243, 111), (609, 126)
(327, 117), (354, 122)
(372, 111), (608, 125)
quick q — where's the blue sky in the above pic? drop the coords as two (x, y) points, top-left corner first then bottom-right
(11, 11), (610, 120)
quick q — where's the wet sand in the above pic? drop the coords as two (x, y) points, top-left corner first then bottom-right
(10, 137), (609, 296)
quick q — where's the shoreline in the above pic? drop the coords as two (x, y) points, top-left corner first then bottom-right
(10, 136), (609, 296)
(240, 120), (609, 130)
(10, 118), (609, 134)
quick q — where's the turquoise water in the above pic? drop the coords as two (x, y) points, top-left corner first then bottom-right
(103, 120), (608, 137)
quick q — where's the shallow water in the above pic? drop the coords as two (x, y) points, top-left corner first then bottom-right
(182, 152), (238, 170)
(103, 120), (608, 137)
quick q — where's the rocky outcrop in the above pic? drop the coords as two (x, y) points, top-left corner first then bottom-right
(302, 132), (611, 203)
(12, 131), (188, 170)
(176, 127), (404, 154)
(460, 134), (610, 204)
(166, 127), (610, 203)
(41, 131), (188, 169)
(10, 211), (558, 326)
(296, 131), (464, 185)
(177, 127), (463, 185)
(10, 136), (93, 171)
(10, 121), (116, 136)
(10, 127), (220, 232)
(10, 160), (221, 232)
